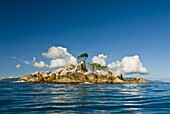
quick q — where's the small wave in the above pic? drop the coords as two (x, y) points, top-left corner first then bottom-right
(0, 77), (20, 81)
(0, 81), (170, 113)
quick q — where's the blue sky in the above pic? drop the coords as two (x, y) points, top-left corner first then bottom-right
(0, 0), (169, 79)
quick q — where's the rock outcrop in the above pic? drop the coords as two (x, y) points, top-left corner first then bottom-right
(19, 61), (148, 84)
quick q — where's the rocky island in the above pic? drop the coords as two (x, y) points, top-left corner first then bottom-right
(19, 61), (148, 84)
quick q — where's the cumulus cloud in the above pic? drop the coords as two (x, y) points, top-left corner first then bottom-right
(15, 64), (21, 68)
(33, 61), (48, 68)
(41, 46), (77, 68)
(42, 46), (71, 59)
(92, 54), (107, 66)
(48, 56), (76, 68)
(108, 55), (148, 74)
(27, 46), (77, 68)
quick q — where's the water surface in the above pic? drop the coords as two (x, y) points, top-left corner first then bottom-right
(0, 78), (170, 113)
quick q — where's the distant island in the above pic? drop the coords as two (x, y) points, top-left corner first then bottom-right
(19, 53), (148, 84)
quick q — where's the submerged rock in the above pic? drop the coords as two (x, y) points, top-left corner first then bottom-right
(19, 62), (148, 84)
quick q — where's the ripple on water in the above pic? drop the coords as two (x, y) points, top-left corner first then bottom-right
(0, 80), (170, 113)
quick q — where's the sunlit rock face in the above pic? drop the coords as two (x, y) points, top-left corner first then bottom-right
(19, 62), (148, 84)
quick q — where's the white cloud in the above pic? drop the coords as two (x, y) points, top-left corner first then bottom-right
(92, 54), (107, 66)
(108, 55), (148, 74)
(16, 64), (21, 68)
(48, 56), (77, 68)
(42, 46), (69, 59)
(23, 61), (31, 65)
(33, 57), (36, 63)
(30, 46), (77, 68)
(42, 46), (77, 68)
(33, 61), (48, 68)
(11, 56), (22, 61)
(11, 56), (16, 59)
(49, 59), (69, 68)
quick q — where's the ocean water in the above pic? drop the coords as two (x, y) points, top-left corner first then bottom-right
(0, 78), (170, 114)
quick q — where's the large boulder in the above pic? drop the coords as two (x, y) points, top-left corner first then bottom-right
(132, 77), (148, 83)
(125, 76), (148, 84)
(85, 73), (98, 83)
(60, 69), (69, 76)
(54, 61), (87, 76)
(55, 77), (77, 84)
(96, 77), (108, 83)
(112, 78), (125, 84)
(84, 70), (93, 75)
(95, 70), (110, 77)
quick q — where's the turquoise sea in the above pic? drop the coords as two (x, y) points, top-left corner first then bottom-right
(0, 78), (170, 114)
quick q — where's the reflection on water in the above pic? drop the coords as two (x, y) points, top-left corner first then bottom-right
(34, 84), (141, 113)
(121, 84), (141, 95)
(120, 84), (143, 112)
(0, 80), (170, 113)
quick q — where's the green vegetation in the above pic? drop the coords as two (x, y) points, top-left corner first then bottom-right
(77, 53), (109, 72)
(108, 71), (113, 75)
(88, 63), (109, 72)
(77, 53), (88, 63)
